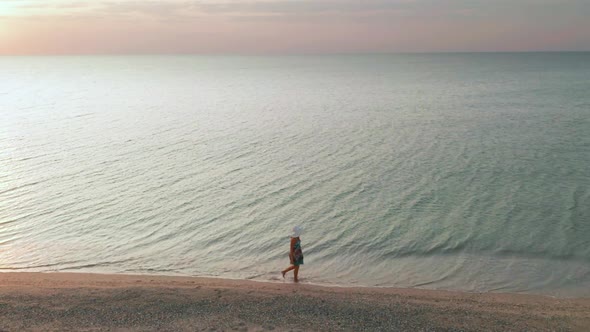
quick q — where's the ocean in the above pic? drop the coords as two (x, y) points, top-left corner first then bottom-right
(1, 53), (589, 297)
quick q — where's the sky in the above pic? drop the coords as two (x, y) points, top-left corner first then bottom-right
(0, 0), (589, 55)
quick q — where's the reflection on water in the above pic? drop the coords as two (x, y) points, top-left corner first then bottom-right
(1, 53), (589, 297)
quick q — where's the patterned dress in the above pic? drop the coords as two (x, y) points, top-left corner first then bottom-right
(292, 238), (304, 266)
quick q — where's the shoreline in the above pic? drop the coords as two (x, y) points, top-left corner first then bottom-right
(1, 272), (589, 331)
(1, 269), (584, 300)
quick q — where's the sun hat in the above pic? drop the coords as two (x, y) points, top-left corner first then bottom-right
(290, 226), (302, 238)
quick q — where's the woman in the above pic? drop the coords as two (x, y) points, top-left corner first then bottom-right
(281, 226), (303, 282)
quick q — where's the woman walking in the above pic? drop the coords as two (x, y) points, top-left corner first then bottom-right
(282, 226), (303, 282)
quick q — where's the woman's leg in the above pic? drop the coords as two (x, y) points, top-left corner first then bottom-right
(293, 265), (299, 282)
(282, 265), (295, 278)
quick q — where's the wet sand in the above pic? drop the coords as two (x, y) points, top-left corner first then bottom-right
(0, 272), (588, 331)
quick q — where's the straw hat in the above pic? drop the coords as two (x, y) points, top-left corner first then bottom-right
(290, 226), (302, 238)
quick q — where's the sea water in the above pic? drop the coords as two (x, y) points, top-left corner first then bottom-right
(1, 53), (589, 297)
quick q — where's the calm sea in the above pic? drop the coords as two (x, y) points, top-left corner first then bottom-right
(1, 53), (589, 297)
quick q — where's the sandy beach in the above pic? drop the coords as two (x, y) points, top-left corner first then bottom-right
(0, 272), (588, 331)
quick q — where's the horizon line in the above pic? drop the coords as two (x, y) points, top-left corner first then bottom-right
(2, 50), (590, 57)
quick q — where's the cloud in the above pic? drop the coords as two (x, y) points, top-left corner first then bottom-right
(190, 0), (590, 17)
(16, 2), (92, 9)
(194, 0), (407, 14)
(99, 1), (194, 16)
(7, 0), (590, 20)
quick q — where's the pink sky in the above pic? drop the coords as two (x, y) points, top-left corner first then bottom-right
(1, 0), (589, 55)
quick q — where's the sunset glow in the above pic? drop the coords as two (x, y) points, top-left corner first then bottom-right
(1, 0), (589, 55)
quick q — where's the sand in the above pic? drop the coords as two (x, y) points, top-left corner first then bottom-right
(0, 272), (588, 331)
